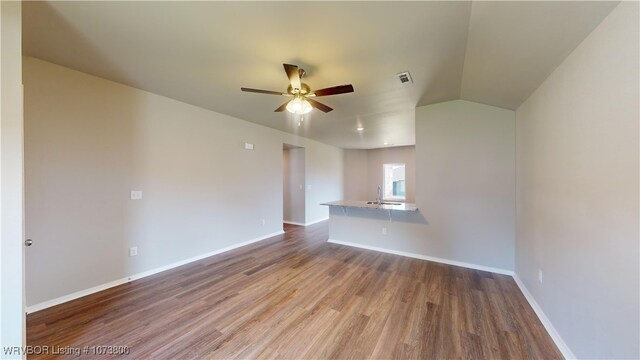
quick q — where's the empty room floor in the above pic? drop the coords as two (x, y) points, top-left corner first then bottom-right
(27, 223), (562, 359)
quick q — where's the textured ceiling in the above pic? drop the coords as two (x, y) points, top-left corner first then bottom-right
(23, 1), (618, 149)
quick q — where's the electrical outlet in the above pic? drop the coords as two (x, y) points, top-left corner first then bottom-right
(129, 247), (138, 257)
(261, 219), (266, 226)
(382, 227), (387, 235)
(538, 269), (543, 284)
(130, 190), (143, 200)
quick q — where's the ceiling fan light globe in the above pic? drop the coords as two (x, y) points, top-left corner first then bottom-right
(286, 98), (302, 113)
(286, 97), (312, 115)
(300, 100), (312, 114)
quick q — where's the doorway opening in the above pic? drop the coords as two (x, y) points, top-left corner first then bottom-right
(283, 144), (305, 227)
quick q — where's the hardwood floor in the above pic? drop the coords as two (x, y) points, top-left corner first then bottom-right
(27, 222), (562, 359)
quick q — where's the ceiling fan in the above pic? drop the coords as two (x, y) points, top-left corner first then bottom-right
(241, 64), (354, 115)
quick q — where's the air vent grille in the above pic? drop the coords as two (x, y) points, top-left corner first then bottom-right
(397, 71), (413, 84)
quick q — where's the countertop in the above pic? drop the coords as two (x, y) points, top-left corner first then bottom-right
(321, 200), (418, 212)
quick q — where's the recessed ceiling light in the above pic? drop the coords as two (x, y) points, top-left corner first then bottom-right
(383, 142), (389, 145)
(356, 126), (364, 131)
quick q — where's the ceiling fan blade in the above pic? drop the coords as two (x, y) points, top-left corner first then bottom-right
(283, 64), (301, 91)
(312, 84), (354, 97)
(241, 87), (286, 95)
(307, 98), (333, 113)
(274, 102), (289, 112)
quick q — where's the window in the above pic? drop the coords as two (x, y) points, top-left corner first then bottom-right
(383, 163), (406, 201)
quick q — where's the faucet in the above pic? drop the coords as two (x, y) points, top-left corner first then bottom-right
(376, 185), (382, 205)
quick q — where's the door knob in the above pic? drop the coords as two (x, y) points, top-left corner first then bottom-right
(25, 239), (33, 247)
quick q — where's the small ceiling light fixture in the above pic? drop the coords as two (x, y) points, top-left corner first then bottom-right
(356, 126), (364, 131)
(383, 141), (389, 145)
(286, 95), (313, 115)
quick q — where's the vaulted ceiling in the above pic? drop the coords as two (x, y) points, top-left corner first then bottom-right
(23, 1), (618, 149)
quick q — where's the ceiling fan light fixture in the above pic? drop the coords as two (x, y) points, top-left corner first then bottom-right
(286, 96), (312, 115)
(242, 64), (352, 114)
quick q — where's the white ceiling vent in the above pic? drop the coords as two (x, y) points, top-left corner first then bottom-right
(396, 71), (413, 84)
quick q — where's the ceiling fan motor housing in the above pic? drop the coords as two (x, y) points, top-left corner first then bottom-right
(287, 82), (311, 95)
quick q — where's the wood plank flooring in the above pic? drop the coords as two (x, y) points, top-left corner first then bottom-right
(27, 222), (563, 359)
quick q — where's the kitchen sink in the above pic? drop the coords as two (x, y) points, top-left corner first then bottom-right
(366, 201), (402, 206)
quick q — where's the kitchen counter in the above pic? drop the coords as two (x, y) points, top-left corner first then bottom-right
(321, 200), (418, 212)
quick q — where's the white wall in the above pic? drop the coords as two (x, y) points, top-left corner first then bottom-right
(515, 2), (639, 358)
(0, 1), (25, 354)
(331, 100), (515, 272)
(283, 147), (305, 224)
(344, 146), (416, 202)
(23, 57), (343, 308)
(304, 143), (343, 224)
(416, 100), (516, 270)
(343, 149), (368, 201)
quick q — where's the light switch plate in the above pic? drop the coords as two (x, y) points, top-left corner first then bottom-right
(130, 191), (143, 200)
(244, 143), (254, 150)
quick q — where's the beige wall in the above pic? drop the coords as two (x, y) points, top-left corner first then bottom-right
(415, 100), (515, 270)
(305, 143), (344, 223)
(343, 150), (368, 201)
(1, 1), (25, 352)
(344, 146), (416, 202)
(283, 147), (305, 224)
(515, 2), (639, 358)
(332, 100), (515, 272)
(23, 57), (343, 307)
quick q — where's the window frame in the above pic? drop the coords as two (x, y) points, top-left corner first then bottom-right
(382, 163), (406, 201)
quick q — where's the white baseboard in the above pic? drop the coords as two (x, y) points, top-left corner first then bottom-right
(283, 218), (328, 227)
(26, 278), (132, 314)
(304, 217), (329, 226)
(327, 239), (574, 358)
(513, 274), (576, 359)
(283, 221), (305, 226)
(26, 230), (285, 314)
(327, 239), (514, 276)
(25, 230), (573, 360)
